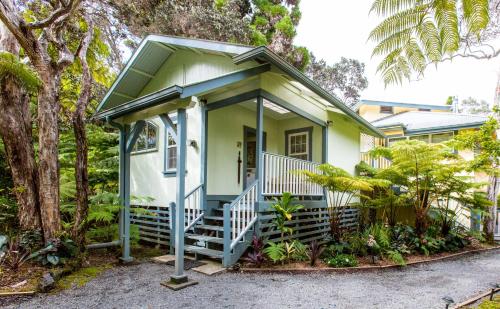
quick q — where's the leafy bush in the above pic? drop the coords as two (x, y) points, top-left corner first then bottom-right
(307, 240), (324, 267)
(263, 242), (286, 264)
(325, 254), (358, 268)
(0, 236), (30, 270)
(29, 237), (78, 266)
(270, 192), (304, 241)
(245, 235), (266, 267)
(0, 195), (17, 234)
(323, 242), (351, 259)
(290, 240), (308, 262)
(387, 250), (406, 266)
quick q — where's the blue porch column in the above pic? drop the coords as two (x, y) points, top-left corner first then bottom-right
(256, 96), (264, 201)
(171, 108), (188, 283)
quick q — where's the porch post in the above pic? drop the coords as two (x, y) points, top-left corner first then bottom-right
(171, 108), (188, 283)
(322, 126), (328, 164)
(201, 102), (208, 211)
(119, 124), (133, 262)
(256, 96), (264, 202)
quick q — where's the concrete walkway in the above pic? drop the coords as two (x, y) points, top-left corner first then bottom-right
(3, 250), (500, 309)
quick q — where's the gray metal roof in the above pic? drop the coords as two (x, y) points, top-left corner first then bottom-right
(372, 111), (488, 134)
(357, 99), (452, 111)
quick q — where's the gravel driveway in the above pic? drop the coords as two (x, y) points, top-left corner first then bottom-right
(3, 250), (500, 309)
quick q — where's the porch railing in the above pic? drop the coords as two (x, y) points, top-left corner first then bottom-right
(184, 184), (204, 232)
(224, 180), (258, 249)
(360, 152), (391, 169)
(262, 152), (323, 196)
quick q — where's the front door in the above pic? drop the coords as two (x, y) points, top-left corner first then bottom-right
(243, 126), (266, 189)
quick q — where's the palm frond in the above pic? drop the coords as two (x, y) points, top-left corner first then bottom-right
(462, 0), (489, 35)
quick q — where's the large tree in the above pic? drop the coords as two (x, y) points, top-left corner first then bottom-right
(0, 24), (41, 231)
(0, 0), (95, 241)
(306, 55), (369, 109)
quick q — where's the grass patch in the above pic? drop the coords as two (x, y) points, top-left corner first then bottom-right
(54, 264), (112, 292)
(476, 295), (500, 309)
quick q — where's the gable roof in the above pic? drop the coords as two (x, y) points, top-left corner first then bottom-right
(95, 35), (384, 137)
(356, 99), (452, 111)
(372, 111), (488, 134)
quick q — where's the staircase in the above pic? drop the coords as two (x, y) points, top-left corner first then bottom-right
(184, 202), (227, 261)
(180, 181), (259, 267)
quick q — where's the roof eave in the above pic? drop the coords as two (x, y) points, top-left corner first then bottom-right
(233, 47), (385, 138)
(405, 122), (486, 134)
(93, 85), (183, 121)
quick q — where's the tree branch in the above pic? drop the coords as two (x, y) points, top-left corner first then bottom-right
(27, 0), (82, 29)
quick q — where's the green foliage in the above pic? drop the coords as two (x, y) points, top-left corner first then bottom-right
(369, 0), (490, 85)
(325, 254), (358, 268)
(270, 192), (304, 241)
(290, 240), (308, 262)
(0, 195), (18, 234)
(263, 241), (286, 263)
(387, 250), (406, 266)
(29, 237), (78, 266)
(0, 51), (41, 92)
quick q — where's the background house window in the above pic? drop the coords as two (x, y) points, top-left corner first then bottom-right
(132, 121), (158, 153)
(431, 132), (453, 144)
(166, 126), (177, 171)
(380, 106), (393, 114)
(409, 134), (430, 143)
(387, 136), (407, 146)
(418, 108), (431, 111)
(286, 127), (312, 161)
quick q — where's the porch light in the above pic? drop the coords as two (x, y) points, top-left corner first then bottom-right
(263, 99), (289, 114)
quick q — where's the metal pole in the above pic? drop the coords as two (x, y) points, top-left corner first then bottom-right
(171, 108), (188, 283)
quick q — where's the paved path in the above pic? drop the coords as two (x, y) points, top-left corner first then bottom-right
(3, 250), (500, 309)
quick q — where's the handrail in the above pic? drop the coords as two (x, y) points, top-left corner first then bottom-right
(224, 180), (258, 250)
(184, 184), (204, 232)
(262, 152), (323, 196)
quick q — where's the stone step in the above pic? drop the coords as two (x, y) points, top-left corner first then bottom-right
(196, 224), (224, 232)
(186, 234), (224, 244)
(185, 245), (223, 259)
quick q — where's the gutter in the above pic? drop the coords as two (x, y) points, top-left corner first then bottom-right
(405, 122), (487, 134)
(233, 46), (385, 138)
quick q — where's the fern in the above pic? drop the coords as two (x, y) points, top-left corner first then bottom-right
(0, 52), (41, 92)
(263, 242), (286, 263)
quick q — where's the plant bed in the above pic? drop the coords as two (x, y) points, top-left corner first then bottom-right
(238, 244), (500, 273)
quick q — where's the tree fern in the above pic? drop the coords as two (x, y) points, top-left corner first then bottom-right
(0, 52), (41, 92)
(370, 0), (490, 85)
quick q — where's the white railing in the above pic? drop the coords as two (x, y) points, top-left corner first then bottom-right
(225, 180), (258, 249)
(262, 152), (323, 196)
(184, 184), (204, 232)
(360, 152), (391, 169)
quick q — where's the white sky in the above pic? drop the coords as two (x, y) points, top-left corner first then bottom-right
(295, 1), (500, 106)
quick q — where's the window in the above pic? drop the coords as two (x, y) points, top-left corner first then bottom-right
(286, 128), (312, 161)
(388, 136), (407, 146)
(165, 127), (177, 171)
(380, 106), (394, 114)
(418, 108), (431, 111)
(132, 121), (158, 153)
(431, 132), (453, 144)
(409, 134), (429, 143)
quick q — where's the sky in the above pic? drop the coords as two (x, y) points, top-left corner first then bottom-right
(294, 1), (500, 106)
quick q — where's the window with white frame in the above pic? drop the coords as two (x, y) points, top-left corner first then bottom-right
(286, 128), (311, 160)
(132, 121), (158, 153)
(165, 126), (177, 171)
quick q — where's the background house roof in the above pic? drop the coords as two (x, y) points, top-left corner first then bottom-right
(371, 111), (488, 134)
(355, 99), (452, 111)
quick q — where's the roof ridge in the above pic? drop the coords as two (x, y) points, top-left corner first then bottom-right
(372, 111), (411, 123)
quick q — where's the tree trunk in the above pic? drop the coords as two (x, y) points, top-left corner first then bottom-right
(70, 19), (93, 249)
(484, 175), (499, 243)
(0, 23), (41, 230)
(37, 72), (62, 241)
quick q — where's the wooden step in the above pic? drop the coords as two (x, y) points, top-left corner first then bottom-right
(196, 224), (224, 232)
(186, 234), (224, 244)
(185, 245), (223, 259)
(203, 216), (223, 221)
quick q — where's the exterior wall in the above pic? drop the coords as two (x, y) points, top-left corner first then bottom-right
(129, 103), (203, 207)
(139, 50), (256, 96)
(327, 112), (361, 175)
(276, 117), (323, 163)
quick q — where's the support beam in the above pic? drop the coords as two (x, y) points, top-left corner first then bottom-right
(256, 96), (264, 202)
(130, 67), (155, 78)
(200, 102), (207, 211)
(322, 126), (328, 164)
(171, 108), (188, 283)
(160, 113), (178, 140)
(126, 120), (146, 153)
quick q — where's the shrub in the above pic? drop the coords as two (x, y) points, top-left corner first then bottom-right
(290, 240), (308, 262)
(245, 235), (266, 267)
(325, 254), (358, 268)
(307, 240), (324, 267)
(263, 242), (286, 264)
(387, 250), (406, 266)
